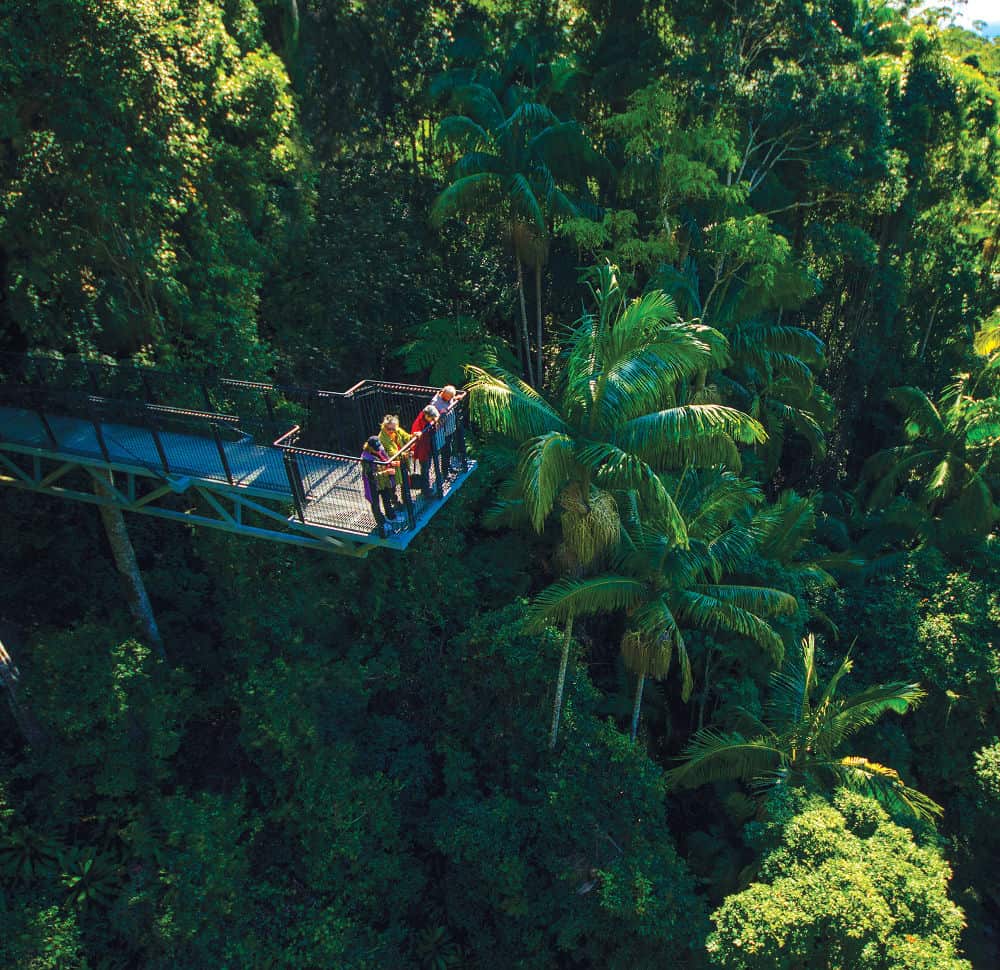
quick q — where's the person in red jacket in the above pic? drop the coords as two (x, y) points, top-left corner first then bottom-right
(410, 404), (440, 495)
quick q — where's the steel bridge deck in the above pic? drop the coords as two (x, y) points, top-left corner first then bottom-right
(0, 405), (475, 554)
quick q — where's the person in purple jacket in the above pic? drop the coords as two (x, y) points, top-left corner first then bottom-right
(361, 435), (403, 525)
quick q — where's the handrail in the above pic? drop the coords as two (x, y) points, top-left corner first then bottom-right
(272, 432), (420, 467)
(0, 352), (476, 536)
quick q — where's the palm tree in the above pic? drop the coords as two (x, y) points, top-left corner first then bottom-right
(467, 270), (767, 748)
(726, 322), (833, 480)
(751, 489), (864, 585)
(666, 635), (942, 822)
(528, 469), (797, 741)
(859, 378), (1000, 545)
(652, 267), (831, 477)
(431, 81), (605, 385)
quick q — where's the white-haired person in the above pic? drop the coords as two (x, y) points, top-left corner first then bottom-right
(428, 384), (466, 473)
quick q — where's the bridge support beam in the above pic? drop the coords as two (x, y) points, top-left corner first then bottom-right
(0, 448), (371, 557)
(92, 468), (167, 662)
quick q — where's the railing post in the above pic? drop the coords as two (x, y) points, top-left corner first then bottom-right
(32, 392), (58, 449)
(455, 401), (469, 473)
(399, 457), (416, 530)
(430, 425), (443, 498)
(352, 394), (367, 454)
(85, 361), (102, 395)
(263, 391), (275, 423)
(282, 451), (308, 523)
(144, 411), (170, 474)
(88, 398), (111, 463)
(211, 422), (234, 485)
(36, 409), (58, 448)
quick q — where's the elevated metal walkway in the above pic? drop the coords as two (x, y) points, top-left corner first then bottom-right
(0, 354), (476, 555)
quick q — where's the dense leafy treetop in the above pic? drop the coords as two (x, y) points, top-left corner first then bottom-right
(708, 788), (970, 970)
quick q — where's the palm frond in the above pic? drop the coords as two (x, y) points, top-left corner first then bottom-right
(864, 447), (940, 509)
(452, 151), (505, 178)
(973, 313), (1000, 359)
(517, 432), (578, 532)
(505, 173), (546, 234)
(448, 83), (505, 130)
(886, 386), (945, 439)
(751, 490), (816, 563)
(575, 442), (688, 542)
(951, 470), (995, 532)
(430, 173), (503, 227)
(613, 405), (766, 469)
(692, 585), (798, 619)
(681, 470), (763, 539)
(675, 589), (787, 664)
(737, 323), (826, 366)
(811, 651), (853, 723)
(767, 644), (811, 731)
(823, 682), (927, 750)
(921, 458), (955, 501)
(665, 731), (784, 790)
(705, 526), (758, 576)
(605, 291), (679, 356)
(825, 757), (943, 822)
(623, 599), (691, 696)
(526, 575), (645, 629)
(436, 115), (491, 151)
(496, 99), (558, 132)
(465, 364), (567, 438)
(766, 351), (817, 388)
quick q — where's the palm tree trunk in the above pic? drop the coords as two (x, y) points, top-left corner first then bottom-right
(697, 648), (715, 731)
(93, 472), (166, 662)
(630, 672), (645, 741)
(0, 638), (46, 747)
(549, 614), (574, 750)
(535, 260), (544, 387)
(515, 254), (535, 387)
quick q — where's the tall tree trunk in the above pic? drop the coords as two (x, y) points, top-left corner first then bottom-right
(0, 638), (46, 746)
(549, 614), (574, 750)
(515, 254), (535, 387)
(630, 672), (645, 741)
(93, 472), (166, 661)
(535, 260), (544, 387)
(918, 298), (941, 360)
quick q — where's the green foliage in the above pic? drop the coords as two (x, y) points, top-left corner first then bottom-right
(2, 1), (1000, 966)
(707, 789), (969, 969)
(669, 635), (941, 821)
(0, 898), (90, 970)
(529, 469), (798, 707)
(860, 376), (1000, 547)
(468, 263), (764, 537)
(1, 0), (306, 369)
(428, 606), (709, 967)
(398, 315), (519, 386)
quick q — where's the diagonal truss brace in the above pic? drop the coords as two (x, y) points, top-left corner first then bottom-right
(0, 448), (370, 556)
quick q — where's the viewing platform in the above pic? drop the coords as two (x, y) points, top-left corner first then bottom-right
(0, 354), (476, 555)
